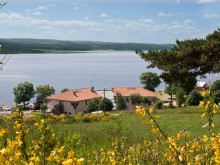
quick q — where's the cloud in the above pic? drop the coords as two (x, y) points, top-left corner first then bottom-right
(158, 12), (174, 17)
(142, 19), (154, 24)
(74, 6), (79, 10)
(32, 11), (42, 16)
(100, 13), (108, 18)
(204, 11), (219, 18)
(37, 6), (48, 10)
(196, 0), (217, 4)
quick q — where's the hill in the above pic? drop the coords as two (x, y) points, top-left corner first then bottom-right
(0, 38), (173, 54)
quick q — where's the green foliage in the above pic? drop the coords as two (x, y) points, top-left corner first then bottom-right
(175, 87), (186, 107)
(186, 90), (203, 106)
(99, 98), (113, 111)
(140, 72), (161, 91)
(129, 94), (143, 105)
(164, 84), (178, 97)
(116, 92), (127, 110)
(138, 29), (220, 93)
(211, 80), (220, 103)
(13, 81), (35, 108)
(129, 94), (151, 106)
(86, 99), (100, 113)
(36, 84), (55, 102)
(155, 100), (163, 109)
(40, 103), (48, 114)
(61, 88), (69, 93)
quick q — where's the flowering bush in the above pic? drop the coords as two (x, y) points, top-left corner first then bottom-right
(0, 89), (219, 164)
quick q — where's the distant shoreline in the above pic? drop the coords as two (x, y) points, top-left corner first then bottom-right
(0, 38), (173, 54)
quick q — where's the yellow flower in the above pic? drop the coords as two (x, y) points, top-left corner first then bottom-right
(149, 108), (154, 114)
(58, 146), (65, 155)
(201, 91), (207, 97)
(203, 135), (209, 142)
(62, 159), (73, 165)
(155, 115), (160, 118)
(151, 127), (158, 134)
(199, 101), (204, 107)
(77, 158), (85, 165)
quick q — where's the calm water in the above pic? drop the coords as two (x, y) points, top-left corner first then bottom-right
(0, 51), (160, 104)
(0, 51), (219, 105)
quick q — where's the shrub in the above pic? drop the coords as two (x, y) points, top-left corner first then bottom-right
(86, 99), (100, 113)
(186, 90), (203, 105)
(99, 98), (113, 111)
(155, 100), (163, 109)
(175, 87), (185, 107)
(116, 92), (127, 110)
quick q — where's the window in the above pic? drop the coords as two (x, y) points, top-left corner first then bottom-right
(59, 101), (63, 105)
(125, 97), (129, 103)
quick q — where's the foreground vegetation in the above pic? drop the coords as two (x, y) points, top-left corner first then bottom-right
(0, 101), (219, 164)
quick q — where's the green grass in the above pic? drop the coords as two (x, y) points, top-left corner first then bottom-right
(2, 106), (220, 159)
(48, 106), (220, 157)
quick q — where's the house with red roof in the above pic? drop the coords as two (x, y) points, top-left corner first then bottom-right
(112, 87), (156, 110)
(195, 82), (209, 92)
(47, 88), (102, 115)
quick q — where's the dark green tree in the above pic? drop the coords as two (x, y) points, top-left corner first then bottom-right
(186, 90), (203, 106)
(99, 98), (113, 111)
(211, 80), (220, 104)
(140, 72), (161, 91)
(13, 81), (35, 109)
(61, 88), (69, 93)
(175, 87), (186, 107)
(116, 92), (127, 110)
(36, 84), (55, 102)
(137, 29), (220, 93)
(86, 99), (100, 113)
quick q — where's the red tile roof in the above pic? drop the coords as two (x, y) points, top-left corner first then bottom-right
(112, 87), (156, 98)
(47, 88), (102, 102)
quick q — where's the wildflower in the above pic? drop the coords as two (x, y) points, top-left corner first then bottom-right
(77, 158), (85, 165)
(203, 135), (209, 142)
(151, 127), (158, 134)
(201, 91), (207, 97)
(62, 159), (73, 165)
(149, 107), (154, 114)
(199, 101), (204, 107)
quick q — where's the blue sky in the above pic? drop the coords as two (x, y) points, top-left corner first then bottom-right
(0, 0), (220, 43)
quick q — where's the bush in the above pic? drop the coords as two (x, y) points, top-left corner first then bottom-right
(116, 92), (127, 110)
(99, 98), (113, 111)
(176, 87), (185, 107)
(155, 100), (163, 109)
(186, 90), (203, 106)
(86, 99), (100, 113)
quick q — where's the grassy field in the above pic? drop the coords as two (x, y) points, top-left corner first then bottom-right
(1, 105), (219, 163)
(49, 106), (220, 157)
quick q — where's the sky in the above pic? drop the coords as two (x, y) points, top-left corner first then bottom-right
(0, 0), (220, 44)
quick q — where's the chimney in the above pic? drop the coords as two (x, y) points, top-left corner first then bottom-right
(72, 91), (78, 97)
(91, 86), (95, 92)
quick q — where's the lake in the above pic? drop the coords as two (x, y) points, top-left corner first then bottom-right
(0, 51), (160, 104)
(0, 51), (219, 105)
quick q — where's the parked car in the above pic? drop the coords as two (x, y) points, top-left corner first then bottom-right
(0, 106), (3, 111)
(5, 106), (12, 111)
